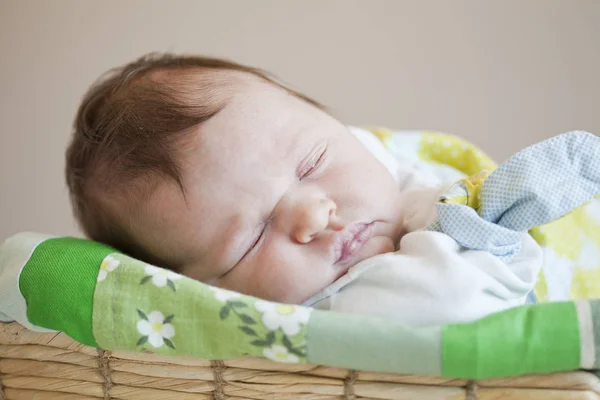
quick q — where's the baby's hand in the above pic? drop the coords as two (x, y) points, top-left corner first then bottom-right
(439, 170), (490, 212)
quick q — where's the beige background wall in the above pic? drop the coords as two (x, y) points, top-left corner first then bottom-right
(1, 0), (599, 241)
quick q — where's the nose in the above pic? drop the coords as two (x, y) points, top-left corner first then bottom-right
(277, 193), (342, 244)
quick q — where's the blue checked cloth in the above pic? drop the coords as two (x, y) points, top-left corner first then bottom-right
(427, 131), (600, 262)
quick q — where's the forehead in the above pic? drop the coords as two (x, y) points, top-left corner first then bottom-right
(185, 80), (307, 187)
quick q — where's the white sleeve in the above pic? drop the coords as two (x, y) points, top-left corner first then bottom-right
(317, 230), (543, 327)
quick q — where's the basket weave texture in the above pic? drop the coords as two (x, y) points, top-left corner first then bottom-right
(1, 322), (599, 400)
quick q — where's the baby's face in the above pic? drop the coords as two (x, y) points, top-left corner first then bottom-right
(142, 78), (405, 303)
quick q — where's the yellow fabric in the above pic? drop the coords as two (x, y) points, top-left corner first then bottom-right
(368, 127), (394, 149)
(418, 132), (497, 176)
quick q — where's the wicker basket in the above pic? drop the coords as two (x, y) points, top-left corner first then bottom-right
(1, 322), (599, 400)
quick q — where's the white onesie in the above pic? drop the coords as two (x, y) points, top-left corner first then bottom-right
(304, 127), (543, 327)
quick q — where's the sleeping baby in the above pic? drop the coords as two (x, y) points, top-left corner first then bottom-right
(66, 53), (599, 327)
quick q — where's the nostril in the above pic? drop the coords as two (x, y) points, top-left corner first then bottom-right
(329, 201), (337, 216)
(297, 231), (314, 244)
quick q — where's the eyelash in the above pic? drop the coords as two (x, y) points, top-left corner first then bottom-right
(238, 220), (269, 265)
(250, 223), (267, 251)
(298, 146), (328, 180)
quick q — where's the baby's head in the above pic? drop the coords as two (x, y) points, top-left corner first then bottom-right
(66, 53), (404, 303)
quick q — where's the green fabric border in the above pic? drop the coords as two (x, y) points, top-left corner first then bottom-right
(442, 302), (581, 379)
(19, 237), (115, 346)
(307, 309), (442, 375)
(590, 299), (600, 369)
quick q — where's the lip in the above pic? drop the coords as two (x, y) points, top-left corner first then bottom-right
(333, 222), (374, 266)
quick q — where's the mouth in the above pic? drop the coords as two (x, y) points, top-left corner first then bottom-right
(333, 222), (374, 266)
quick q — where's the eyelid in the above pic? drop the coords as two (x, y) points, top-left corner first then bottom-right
(233, 219), (269, 269)
(249, 222), (268, 253)
(298, 141), (328, 179)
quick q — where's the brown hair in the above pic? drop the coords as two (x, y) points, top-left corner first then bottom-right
(66, 52), (322, 266)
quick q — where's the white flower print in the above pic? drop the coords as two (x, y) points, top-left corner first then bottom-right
(585, 200), (600, 225)
(142, 265), (182, 290)
(542, 248), (575, 302)
(136, 310), (175, 349)
(97, 255), (120, 282)
(209, 286), (242, 302)
(254, 301), (311, 336)
(577, 236), (600, 270)
(263, 344), (299, 363)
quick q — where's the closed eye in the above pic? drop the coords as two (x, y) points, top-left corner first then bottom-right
(298, 143), (328, 180)
(228, 220), (269, 275)
(246, 222), (267, 256)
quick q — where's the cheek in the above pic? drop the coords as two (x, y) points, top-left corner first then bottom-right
(337, 140), (397, 194)
(255, 243), (314, 299)
(329, 162), (397, 213)
(237, 239), (334, 303)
